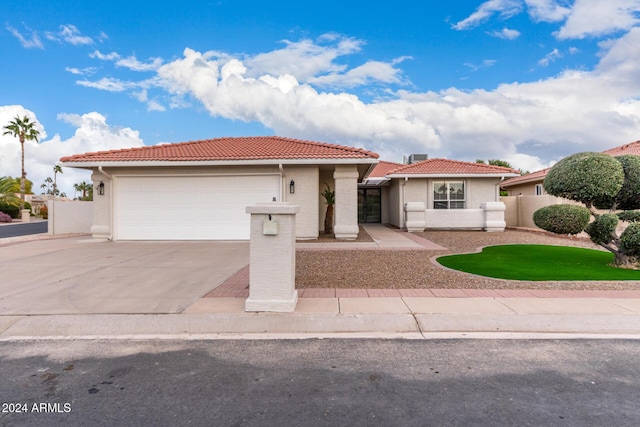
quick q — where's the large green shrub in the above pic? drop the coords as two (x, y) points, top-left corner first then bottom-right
(613, 155), (640, 210)
(543, 152), (624, 207)
(533, 204), (591, 235)
(620, 223), (640, 256)
(0, 203), (20, 218)
(585, 213), (618, 245)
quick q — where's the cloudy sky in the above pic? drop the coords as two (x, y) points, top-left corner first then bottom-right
(1, 0), (640, 196)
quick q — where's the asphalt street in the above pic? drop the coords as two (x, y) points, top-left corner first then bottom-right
(0, 221), (47, 238)
(1, 339), (639, 426)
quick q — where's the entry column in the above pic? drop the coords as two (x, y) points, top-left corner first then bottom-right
(333, 165), (359, 240)
(245, 202), (300, 312)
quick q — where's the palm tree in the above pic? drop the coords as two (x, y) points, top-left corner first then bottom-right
(321, 183), (335, 235)
(52, 165), (63, 197)
(74, 181), (92, 200)
(0, 176), (21, 207)
(3, 115), (40, 209)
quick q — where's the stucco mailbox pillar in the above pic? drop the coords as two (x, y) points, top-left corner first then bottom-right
(245, 202), (300, 312)
(483, 201), (506, 232)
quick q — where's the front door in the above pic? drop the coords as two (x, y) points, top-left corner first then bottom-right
(358, 188), (381, 223)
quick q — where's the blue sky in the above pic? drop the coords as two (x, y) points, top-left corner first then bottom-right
(2, 0), (640, 196)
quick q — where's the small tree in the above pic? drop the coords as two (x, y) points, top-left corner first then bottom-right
(52, 165), (63, 197)
(321, 183), (335, 235)
(534, 152), (640, 267)
(3, 115), (40, 210)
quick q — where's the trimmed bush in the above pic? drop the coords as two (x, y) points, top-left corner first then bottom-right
(621, 222), (640, 256)
(543, 152), (624, 206)
(614, 155), (640, 210)
(533, 204), (591, 235)
(0, 203), (20, 219)
(618, 210), (640, 223)
(0, 212), (11, 223)
(40, 204), (48, 219)
(585, 214), (618, 245)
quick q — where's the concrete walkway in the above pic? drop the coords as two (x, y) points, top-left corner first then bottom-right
(296, 223), (446, 250)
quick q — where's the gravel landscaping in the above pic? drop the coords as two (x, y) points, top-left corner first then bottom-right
(296, 229), (640, 290)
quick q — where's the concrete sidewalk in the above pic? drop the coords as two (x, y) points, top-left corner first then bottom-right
(2, 295), (640, 340)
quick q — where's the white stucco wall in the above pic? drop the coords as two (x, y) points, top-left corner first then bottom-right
(391, 177), (505, 230)
(283, 166), (319, 239)
(424, 209), (485, 229)
(48, 200), (93, 235)
(388, 180), (402, 228)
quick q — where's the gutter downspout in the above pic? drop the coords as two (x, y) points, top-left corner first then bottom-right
(401, 177), (408, 229)
(279, 164), (286, 202)
(98, 166), (114, 240)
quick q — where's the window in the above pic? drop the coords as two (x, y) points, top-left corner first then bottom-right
(535, 184), (544, 196)
(433, 181), (465, 209)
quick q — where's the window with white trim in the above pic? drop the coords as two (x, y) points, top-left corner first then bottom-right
(433, 181), (465, 209)
(535, 184), (544, 195)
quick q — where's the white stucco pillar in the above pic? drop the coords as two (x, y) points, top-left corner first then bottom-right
(483, 201), (506, 232)
(21, 209), (31, 223)
(245, 202), (300, 312)
(404, 202), (426, 232)
(333, 165), (359, 240)
(90, 171), (111, 240)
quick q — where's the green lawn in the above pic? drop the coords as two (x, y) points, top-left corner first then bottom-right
(436, 244), (640, 281)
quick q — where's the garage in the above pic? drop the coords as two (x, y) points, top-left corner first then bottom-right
(114, 174), (281, 240)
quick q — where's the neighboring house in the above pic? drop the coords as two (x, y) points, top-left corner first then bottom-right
(500, 140), (640, 229)
(500, 168), (550, 196)
(60, 136), (378, 241)
(377, 159), (519, 231)
(501, 140), (640, 195)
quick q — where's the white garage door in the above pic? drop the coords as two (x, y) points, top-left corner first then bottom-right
(115, 175), (281, 240)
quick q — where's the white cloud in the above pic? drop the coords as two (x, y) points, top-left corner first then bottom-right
(245, 35), (363, 82)
(556, 0), (640, 39)
(524, 0), (571, 22)
(76, 77), (139, 92)
(45, 24), (93, 45)
(464, 59), (497, 72)
(538, 48), (563, 66)
(1, 106), (144, 197)
(6, 24), (43, 49)
(453, 0), (523, 30)
(90, 50), (121, 61)
(488, 27), (522, 39)
(65, 66), (97, 76)
(307, 59), (407, 88)
(116, 55), (164, 72)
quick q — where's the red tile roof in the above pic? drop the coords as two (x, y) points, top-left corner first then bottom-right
(602, 140), (640, 156)
(60, 136), (379, 163)
(501, 139), (640, 187)
(387, 158), (519, 176)
(500, 167), (550, 187)
(366, 160), (404, 178)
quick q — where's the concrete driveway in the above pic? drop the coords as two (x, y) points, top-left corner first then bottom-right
(0, 237), (249, 315)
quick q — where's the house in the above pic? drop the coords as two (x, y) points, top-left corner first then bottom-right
(500, 140), (640, 229)
(501, 140), (640, 196)
(381, 159), (519, 231)
(59, 136), (517, 240)
(60, 136), (378, 241)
